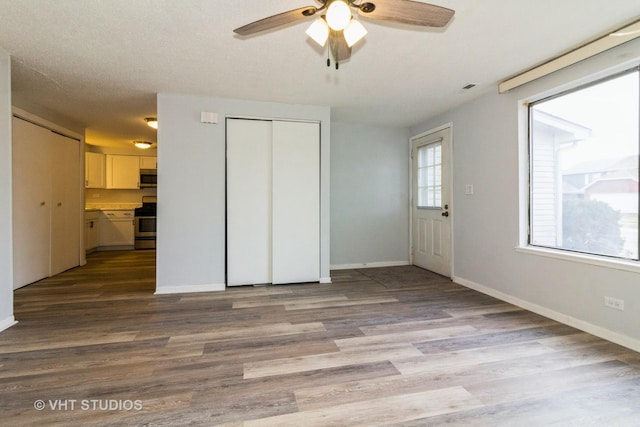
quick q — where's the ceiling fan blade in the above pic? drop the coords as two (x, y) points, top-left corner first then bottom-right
(234, 6), (318, 36)
(329, 30), (352, 63)
(358, 0), (454, 27)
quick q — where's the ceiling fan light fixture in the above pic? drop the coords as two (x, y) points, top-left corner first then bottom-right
(306, 18), (329, 46)
(326, 0), (351, 31)
(344, 19), (367, 47)
(134, 140), (153, 149)
(144, 117), (158, 129)
(233, 1), (455, 68)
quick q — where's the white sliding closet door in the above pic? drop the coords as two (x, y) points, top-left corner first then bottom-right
(226, 118), (320, 286)
(272, 121), (320, 284)
(12, 117), (81, 288)
(227, 119), (273, 286)
(12, 117), (52, 288)
(50, 132), (81, 276)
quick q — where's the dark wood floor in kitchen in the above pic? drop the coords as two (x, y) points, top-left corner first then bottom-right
(1, 250), (639, 426)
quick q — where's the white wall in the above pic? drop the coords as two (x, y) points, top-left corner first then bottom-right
(330, 122), (410, 268)
(411, 39), (640, 350)
(0, 47), (15, 332)
(156, 94), (331, 293)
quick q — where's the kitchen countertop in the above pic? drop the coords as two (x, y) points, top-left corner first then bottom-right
(85, 204), (141, 211)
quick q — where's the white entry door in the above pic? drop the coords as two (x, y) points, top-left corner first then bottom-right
(411, 126), (452, 277)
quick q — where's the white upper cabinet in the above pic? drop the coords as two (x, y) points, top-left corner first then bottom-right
(140, 156), (157, 170)
(106, 155), (140, 189)
(85, 152), (105, 188)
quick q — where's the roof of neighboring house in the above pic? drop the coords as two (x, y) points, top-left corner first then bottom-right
(532, 110), (593, 143)
(563, 154), (639, 176)
(562, 181), (584, 194)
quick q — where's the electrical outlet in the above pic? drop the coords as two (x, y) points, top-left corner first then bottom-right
(604, 296), (624, 311)
(464, 184), (474, 195)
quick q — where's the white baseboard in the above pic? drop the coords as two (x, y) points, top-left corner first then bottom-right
(319, 277), (332, 284)
(0, 316), (17, 333)
(331, 261), (410, 270)
(453, 275), (640, 353)
(155, 283), (225, 295)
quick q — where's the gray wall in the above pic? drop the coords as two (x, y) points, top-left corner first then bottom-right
(0, 47), (15, 331)
(330, 122), (410, 268)
(411, 39), (640, 349)
(156, 94), (331, 293)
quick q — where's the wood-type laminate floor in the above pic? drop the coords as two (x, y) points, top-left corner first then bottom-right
(1, 250), (639, 426)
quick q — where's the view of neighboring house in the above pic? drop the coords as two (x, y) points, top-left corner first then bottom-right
(563, 154), (639, 257)
(529, 109), (592, 249)
(530, 109), (639, 258)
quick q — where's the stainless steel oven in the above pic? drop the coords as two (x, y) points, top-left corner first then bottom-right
(134, 197), (156, 249)
(134, 216), (156, 249)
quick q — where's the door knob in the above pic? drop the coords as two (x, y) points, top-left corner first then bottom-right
(441, 211), (449, 217)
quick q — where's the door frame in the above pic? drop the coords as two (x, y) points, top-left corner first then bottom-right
(408, 122), (454, 277)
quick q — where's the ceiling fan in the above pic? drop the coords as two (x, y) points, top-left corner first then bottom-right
(233, 0), (455, 69)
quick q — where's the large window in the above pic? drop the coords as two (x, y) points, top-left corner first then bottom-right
(529, 67), (639, 261)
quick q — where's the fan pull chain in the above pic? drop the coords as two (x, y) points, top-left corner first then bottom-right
(326, 49), (338, 70)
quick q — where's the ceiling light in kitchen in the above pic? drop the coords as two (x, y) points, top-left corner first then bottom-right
(134, 140), (153, 149)
(144, 117), (158, 129)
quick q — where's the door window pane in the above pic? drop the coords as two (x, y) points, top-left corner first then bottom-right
(417, 142), (443, 208)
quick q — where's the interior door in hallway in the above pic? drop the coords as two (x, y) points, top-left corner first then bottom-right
(411, 126), (452, 277)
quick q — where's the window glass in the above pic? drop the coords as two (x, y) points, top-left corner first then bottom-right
(417, 142), (443, 208)
(529, 69), (639, 260)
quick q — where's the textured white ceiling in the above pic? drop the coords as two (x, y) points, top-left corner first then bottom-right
(0, 0), (638, 147)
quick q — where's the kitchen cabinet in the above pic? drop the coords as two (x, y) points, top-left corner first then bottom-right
(85, 152), (105, 188)
(12, 116), (82, 289)
(99, 210), (135, 248)
(140, 156), (157, 170)
(85, 211), (100, 252)
(106, 155), (140, 189)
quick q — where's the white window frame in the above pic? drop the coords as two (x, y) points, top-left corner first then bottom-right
(517, 64), (640, 274)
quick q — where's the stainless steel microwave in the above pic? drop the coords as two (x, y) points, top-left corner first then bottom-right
(140, 169), (157, 188)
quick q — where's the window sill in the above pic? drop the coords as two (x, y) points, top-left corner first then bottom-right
(515, 245), (640, 274)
